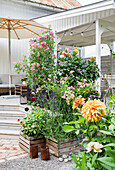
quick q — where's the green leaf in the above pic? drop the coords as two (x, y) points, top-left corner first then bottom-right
(63, 125), (76, 133)
(81, 152), (86, 170)
(78, 117), (85, 124)
(68, 121), (76, 125)
(72, 153), (78, 164)
(89, 125), (98, 130)
(100, 163), (113, 170)
(109, 124), (115, 131)
(103, 143), (115, 148)
(92, 153), (98, 167)
(97, 157), (115, 167)
(87, 161), (92, 169)
(75, 122), (80, 129)
(99, 130), (112, 135)
(75, 130), (80, 135)
(105, 149), (115, 159)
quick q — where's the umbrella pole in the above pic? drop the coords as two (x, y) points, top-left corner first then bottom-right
(8, 22), (11, 95)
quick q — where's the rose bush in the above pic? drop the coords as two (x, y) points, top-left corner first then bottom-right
(14, 27), (55, 93)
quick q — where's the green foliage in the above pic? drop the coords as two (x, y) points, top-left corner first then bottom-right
(97, 157), (115, 168)
(112, 51), (115, 59)
(108, 93), (115, 110)
(21, 107), (50, 138)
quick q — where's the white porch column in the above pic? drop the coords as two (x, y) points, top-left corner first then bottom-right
(54, 34), (61, 64)
(96, 20), (105, 93)
(108, 43), (114, 73)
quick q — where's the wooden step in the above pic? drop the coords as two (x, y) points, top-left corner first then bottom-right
(0, 125), (21, 130)
(0, 110), (25, 117)
(0, 119), (21, 125)
(0, 129), (20, 137)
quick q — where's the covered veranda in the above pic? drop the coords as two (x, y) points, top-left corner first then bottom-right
(36, 0), (115, 93)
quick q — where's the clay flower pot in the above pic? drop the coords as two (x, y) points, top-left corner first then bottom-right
(40, 145), (50, 160)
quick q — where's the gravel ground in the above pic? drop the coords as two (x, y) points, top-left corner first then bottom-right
(0, 154), (76, 170)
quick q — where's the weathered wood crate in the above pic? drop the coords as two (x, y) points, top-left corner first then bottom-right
(47, 137), (81, 157)
(19, 131), (46, 154)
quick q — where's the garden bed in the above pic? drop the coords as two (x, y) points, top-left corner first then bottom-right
(47, 137), (83, 157)
(19, 131), (45, 154)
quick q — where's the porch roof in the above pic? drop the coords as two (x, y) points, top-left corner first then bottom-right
(35, 0), (115, 47)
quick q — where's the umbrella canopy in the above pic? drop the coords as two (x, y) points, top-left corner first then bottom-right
(0, 17), (48, 39)
(0, 17), (49, 95)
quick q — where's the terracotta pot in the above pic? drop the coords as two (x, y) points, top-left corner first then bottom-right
(40, 145), (50, 160)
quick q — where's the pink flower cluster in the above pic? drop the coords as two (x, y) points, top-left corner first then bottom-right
(61, 86), (75, 105)
(30, 63), (40, 70)
(17, 59), (21, 65)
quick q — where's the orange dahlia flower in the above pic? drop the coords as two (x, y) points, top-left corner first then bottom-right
(87, 59), (91, 62)
(73, 97), (85, 109)
(81, 99), (106, 122)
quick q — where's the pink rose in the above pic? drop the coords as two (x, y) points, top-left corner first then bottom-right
(50, 31), (54, 35)
(48, 24), (51, 29)
(37, 52), (40, 57)
(37, 63), (40, 67)
(31, 51), (34, 54)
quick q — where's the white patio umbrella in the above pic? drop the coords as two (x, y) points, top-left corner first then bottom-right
(0, 17), (49, 95)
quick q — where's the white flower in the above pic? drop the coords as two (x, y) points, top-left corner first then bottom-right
(86, 142), (103, 153)
(36, 88), (41, 93)
(70, 70), (74, 74)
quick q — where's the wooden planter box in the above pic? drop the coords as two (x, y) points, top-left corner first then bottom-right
(19, 131), (46, 154)
(46, 137), (82, 157)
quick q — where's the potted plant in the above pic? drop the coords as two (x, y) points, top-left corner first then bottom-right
(19, 107), (49, 154)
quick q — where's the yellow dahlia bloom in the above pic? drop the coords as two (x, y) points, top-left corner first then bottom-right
(81, 99), (106, 122)
(73, 97), (85, 109)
